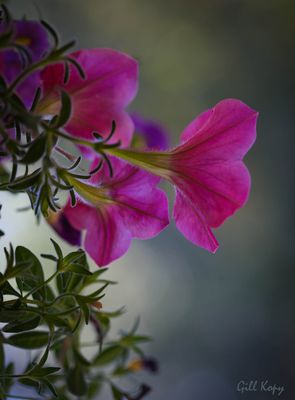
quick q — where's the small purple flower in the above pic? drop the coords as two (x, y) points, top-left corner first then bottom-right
(0, 20), (50, 106)
(131, 113), (169, 150)
(47, 210), (81, 246)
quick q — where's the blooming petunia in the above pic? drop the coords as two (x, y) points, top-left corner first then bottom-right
(37, 49), (138, 152)
(107, 99), (258, 252)
(131, 113), (169, 150)
(55, 156), (169, 266)
(0, 20), (49, 106)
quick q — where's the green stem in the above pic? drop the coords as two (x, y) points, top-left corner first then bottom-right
(1, 304), (80, 318)
(45, 292), (78, 308)
(6, 59), (48, 95)
(23, 271), (59, 300)
(50, 128), (95, 148)
(2, 298), (42, 306)
(52, 306), (80, 316)
(0, 374), (29, 379)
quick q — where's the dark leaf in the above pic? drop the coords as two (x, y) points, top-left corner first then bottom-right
(50, 238), (63, 260)
(63, 263), (92, 275)
(53, 90), (71, 128)
(7, 168), (41, 191)
(111, 384), (125, 400)
(0, 277), (20, 297)
(19, 134), (47, 164)
(29, 366), (60, 377)
(3, 315), (41, 333)
(73, 345), (91, 366)
(1, 362), (14, 392)
(93, 345), (125, 366)
(0, 341), (4, 374)
(7, 331), (49, 349)
(41, 20), (59, 48)
(40, 377), (58, 397)
(67, 364), (87, 396)
(0, 309), (24, 323)
(15, 246), (45, 300)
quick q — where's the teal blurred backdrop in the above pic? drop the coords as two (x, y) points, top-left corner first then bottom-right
(2, 0), (295, 399)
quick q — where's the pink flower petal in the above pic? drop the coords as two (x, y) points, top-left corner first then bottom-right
(179, 99), (257, 162)
(62, 156), (169, 266)
(90, 156), (169, 239)
(173, 189), (218, 253)
(64, 200), (131, 267)
(169, 98), (258, 240)
(39, 48), (138, 148)
(101, 99), (258, 253)
(90, 155), (160, 190)
(172, 160), (251, 227)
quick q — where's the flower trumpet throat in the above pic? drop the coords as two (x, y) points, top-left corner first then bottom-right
(65, 174), (115, 206)
(105, 147), (173, 179)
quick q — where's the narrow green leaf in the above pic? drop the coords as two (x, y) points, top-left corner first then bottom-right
(0, 341), (5, 374)
(7, 168), (41, 191)
(7, 331), (49, 349)
(67, 364), (87, 396)
(111, 384), (124, 400)
(80, 302), (90, 324)
(73, 346), (91, 366)
(0, 277), (20, 297)
(1, 362), (14, 393)
(87, 378), (103, 399)
(0, 309), (24, 323)
(15, 246), (45, 300)
(41, 20), (59, 48)
(63, 263), (92, 275)
(19, 134), (47, 164)
(0, 261), (32, 285)
(40, 377), (58, 397)
(3, 315), (41, 333)
(44, 284), (55, 302)
(93, 345), (124, 366)
(120, 335), (152, 347)
(56, 272), (71, 294)
(53, 90), (71, 128)
(29, 366), (60, 377)
(50, 238), (63, 260)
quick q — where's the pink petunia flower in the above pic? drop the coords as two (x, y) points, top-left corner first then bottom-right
(57, 156), (169, 266)
(37, 48), (138, 152)
(107, 99), (258, 252)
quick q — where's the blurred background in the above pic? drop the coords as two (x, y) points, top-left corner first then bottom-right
(2, 0), (295, 398)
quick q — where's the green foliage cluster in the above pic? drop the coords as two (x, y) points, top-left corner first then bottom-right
(0, 242), (155, 399)
(0, 5), (118, 220)
(0, 5), (157, 399)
